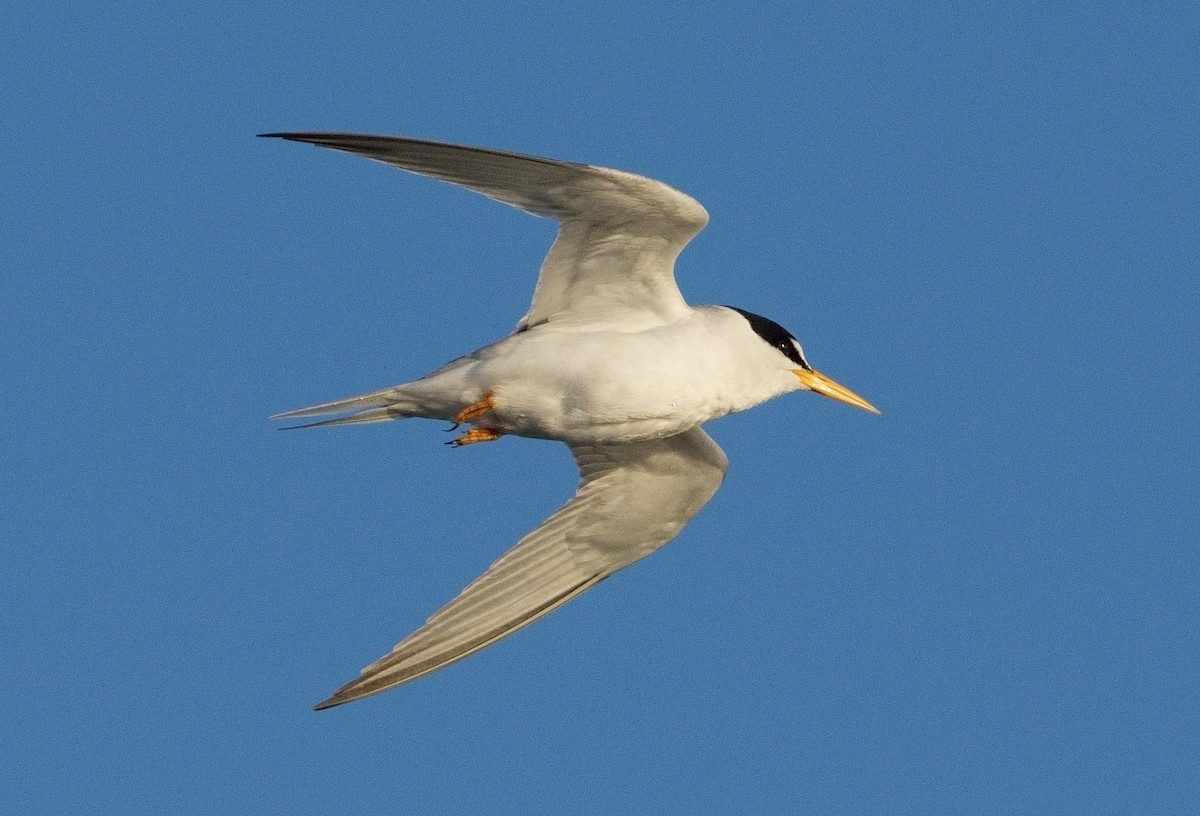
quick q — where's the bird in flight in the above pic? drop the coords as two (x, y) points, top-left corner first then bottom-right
(263, 132), (879, 709)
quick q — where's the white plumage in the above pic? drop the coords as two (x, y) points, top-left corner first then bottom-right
(264, 132), (877, 709)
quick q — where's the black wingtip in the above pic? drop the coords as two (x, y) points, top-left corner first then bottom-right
(312, 697), (340, 712)
(257, 132), (300, 140)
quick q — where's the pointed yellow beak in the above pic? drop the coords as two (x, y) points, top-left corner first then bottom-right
(793, 369), (881, 415)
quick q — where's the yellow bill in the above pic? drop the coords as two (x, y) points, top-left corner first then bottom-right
(793, 369), (881, 415)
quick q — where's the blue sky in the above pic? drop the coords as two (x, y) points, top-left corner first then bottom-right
(4, 3), (1196, 813)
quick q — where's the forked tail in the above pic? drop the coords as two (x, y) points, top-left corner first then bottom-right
(270, 385), (411, 429)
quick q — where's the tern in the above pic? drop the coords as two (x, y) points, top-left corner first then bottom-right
(263, 132), (879, 709)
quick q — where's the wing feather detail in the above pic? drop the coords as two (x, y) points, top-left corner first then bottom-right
(314, 428), (728, 709)
(260, 132), (709, 329)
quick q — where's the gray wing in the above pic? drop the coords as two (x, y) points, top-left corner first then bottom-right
(261, 132), (709, 330)
(314, 428), (728, 709)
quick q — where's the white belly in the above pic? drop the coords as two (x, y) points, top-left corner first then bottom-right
(397, 309), (798, 445)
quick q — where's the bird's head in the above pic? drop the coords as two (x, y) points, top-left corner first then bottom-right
(727, 307), (880, 415)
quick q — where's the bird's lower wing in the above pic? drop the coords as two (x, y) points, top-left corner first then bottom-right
(314, 427), (729, 709)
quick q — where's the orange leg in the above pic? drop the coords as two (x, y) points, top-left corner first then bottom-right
(453, 393), (497, 426)
(447, 427), (503, 447)
(447, 393), (502, 446)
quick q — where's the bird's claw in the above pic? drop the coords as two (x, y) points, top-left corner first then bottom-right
(445, 394), (501, 445)
(446, 427), (503, 447)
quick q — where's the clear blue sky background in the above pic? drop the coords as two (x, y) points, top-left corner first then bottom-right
(4, 3), (1196, 814)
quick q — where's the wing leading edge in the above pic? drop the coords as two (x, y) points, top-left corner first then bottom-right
(260, 132), (709, 329)
(315, 428), (728, 709)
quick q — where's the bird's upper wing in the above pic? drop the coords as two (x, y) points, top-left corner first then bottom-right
(260, 132), (709, 330)
(314, 427), (728, 709)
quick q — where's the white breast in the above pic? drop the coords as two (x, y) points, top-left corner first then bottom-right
(456, 307), (798, 444)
